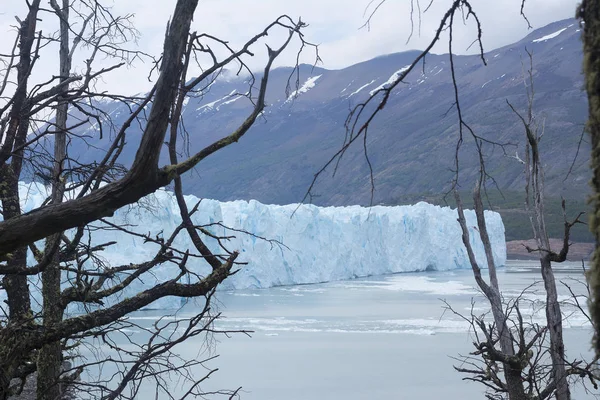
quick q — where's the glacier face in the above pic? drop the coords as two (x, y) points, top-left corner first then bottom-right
(14, 183), (506, 309)
(215, 199), (506, 289)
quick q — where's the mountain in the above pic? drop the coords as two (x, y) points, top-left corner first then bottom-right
(63, 18), (588, 209)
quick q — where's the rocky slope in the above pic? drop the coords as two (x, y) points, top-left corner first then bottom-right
(58, 19), (589, 209)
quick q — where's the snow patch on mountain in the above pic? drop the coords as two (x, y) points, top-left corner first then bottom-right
(533, 27), (568, 43)
(340, 81), (353, 94)
(218, 94), (243, 108)
(196, 89), (246, 112)
(348, 80), (376, 97)
(370, 65), (411, 95)
(285, 75), (322, 103)
(196, 97), (221, 112)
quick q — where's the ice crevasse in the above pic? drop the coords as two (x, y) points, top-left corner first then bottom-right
(14, 183), (506, 308)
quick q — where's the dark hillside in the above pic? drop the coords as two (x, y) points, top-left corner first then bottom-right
(56, 19), (590, 240)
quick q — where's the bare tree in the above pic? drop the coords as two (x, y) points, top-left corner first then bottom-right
(304, 0), (598, 398)
(316, 0), (600, 363)
(454, 181), (593, 400)
(504, 52), (587, 400)
(454, 186), (527, 400)
(0, 0), (316, 398)
(445, 276), (599, 400)
(451, 50), (593, 400)
(449, 60), (589, 399)
(303, 0), (507, 206)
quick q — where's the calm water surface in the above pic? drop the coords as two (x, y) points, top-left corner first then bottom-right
(84, 261), (597, 399)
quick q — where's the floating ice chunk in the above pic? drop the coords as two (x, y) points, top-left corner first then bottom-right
(336, 275), (476, 296)
(218, 316), (471, 335)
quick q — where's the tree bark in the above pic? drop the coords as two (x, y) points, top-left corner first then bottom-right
(455, 191), (527, 400)
(507, 55), (571, 398)
(0, 1), (307, 398)
(541, 255), (570, 400)
(0, 0), (200, 258)
(578, 0), (600, 355)
(37, 2), (70, 398)
(0, 4), (41, 396)
(0, 0), (41, 321)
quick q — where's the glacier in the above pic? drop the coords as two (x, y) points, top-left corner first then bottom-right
(12, 182), (506, 309)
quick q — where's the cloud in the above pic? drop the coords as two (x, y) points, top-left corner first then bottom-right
(0, 0), (579, 94)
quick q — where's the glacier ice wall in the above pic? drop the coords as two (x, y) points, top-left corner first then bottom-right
(214, 199), (506, 289)
(14, 183), (506, 309)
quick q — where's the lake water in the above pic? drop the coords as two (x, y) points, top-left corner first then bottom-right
(83, 260), (597, 399)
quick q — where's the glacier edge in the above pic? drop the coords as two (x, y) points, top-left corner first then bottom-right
(15, 183), (506, 309)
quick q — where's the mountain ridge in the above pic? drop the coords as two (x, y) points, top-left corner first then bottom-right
(59, 18), (588, 213)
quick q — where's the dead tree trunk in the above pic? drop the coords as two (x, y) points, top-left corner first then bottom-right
(0, 4), (41, 396)
(37, 1), (72, 398)
(455, 189), (528, 400)
(541, 254), (570, 400)
(0, 0), (315, 397)
(0, 0), (41, 322)
(508, 57), (571, 399)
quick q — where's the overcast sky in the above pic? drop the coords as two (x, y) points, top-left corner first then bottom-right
(0, 0), (580, 94)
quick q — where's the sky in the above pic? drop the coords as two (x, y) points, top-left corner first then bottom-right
(0, 0), (580, 94)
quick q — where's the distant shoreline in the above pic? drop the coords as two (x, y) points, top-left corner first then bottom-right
(506, 239), (594, 261)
